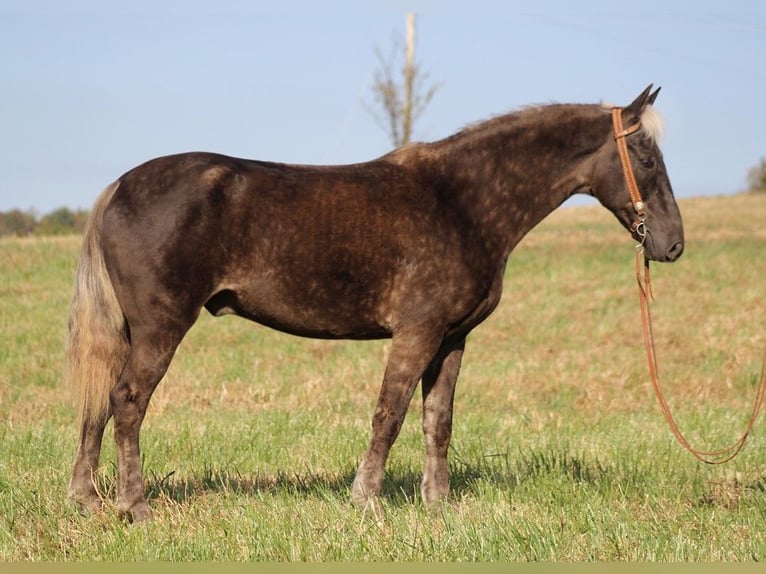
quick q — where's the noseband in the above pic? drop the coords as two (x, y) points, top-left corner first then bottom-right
(611, 107), (646, 243)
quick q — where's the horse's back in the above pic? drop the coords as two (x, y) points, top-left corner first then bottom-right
(107, 151), (419, 223)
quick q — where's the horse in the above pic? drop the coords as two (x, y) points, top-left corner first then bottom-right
(67, 85), (684, 522)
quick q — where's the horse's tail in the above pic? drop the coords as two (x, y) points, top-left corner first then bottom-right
(66, 181), (129, 428)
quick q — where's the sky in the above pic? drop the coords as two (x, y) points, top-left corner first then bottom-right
(1, 0), (765, 214)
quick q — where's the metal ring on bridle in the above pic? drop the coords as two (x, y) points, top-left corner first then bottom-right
(633, 217), (647, 246)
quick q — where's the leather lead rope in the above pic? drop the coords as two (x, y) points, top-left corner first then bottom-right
(612, 106), (766, 464)
(636, 248), (766, 464)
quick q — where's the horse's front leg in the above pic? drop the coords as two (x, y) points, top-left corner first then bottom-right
(351, 324), (444, 510)
(420, 337), (465, 506)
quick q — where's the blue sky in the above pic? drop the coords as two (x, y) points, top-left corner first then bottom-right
(1, 0), (765, 213)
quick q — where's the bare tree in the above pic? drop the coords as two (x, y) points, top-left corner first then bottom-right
(369, 13), (441, 148)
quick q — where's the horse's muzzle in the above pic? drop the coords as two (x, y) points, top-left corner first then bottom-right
(639, 229), (685, 263)
(664, 240), (684, 262)
(644, 236), (684, 262)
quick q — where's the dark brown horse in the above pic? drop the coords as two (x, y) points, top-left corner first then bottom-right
(67, 85), (684, 522)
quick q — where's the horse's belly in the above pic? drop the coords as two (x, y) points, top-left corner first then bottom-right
(205, 277), (392, 340)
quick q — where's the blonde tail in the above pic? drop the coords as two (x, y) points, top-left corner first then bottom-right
(66, 181), (129, 428)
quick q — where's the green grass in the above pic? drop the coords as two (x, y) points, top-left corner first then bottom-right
(1, 194), (766, 561)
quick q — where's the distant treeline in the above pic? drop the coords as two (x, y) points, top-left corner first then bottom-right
(0, 207), (89, 237)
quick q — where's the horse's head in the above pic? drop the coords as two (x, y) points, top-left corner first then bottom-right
(591, 85), (684, 262)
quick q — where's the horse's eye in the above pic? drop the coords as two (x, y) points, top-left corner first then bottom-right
(639, 156), (656, 170)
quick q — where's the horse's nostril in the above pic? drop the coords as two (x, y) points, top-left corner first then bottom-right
(666, 241), (684, 261)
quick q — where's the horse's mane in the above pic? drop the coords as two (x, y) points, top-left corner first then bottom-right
(638, 105), (664, 142)
(442, 101), (668, 145)
(383, 101), (665, 166)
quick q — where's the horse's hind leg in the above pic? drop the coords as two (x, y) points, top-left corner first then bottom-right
(110, 326), (188, 522)
(69, 411), (111, 513)
(420, 338), (465, 506)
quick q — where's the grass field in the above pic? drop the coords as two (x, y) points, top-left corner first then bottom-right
(1, 193), (765, 561)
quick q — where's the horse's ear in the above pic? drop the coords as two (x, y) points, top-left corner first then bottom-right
(648, 86), (661, 105)
(622, 84), (655, 126)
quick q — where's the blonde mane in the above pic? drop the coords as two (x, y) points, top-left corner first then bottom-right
(639, 105), (664, 142)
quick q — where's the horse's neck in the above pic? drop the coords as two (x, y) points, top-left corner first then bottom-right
(428, 129), (588, 259)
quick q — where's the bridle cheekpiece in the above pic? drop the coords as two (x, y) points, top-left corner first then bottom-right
(611, 107), (646, 244)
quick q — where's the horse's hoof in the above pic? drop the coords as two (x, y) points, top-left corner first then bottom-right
(355, 495), (385, 521)
(422, 495), (454, 515)
(351, 485), (385, 520)
(420, 480), (450, 509)
(119, 501), (154, 523)
(68, 490), (103, 516)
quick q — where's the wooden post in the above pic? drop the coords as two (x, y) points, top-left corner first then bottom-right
(402, 12), (415, 145)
